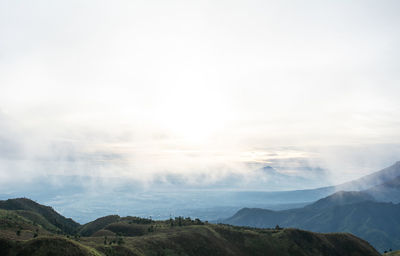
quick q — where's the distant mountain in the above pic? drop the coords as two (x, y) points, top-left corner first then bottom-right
(221, 161), (400, 208)
(305, 191), (375, 210)
(250, 161), (400, 205)
(365, 176), (400, 203)
(223, 191), (400, 252)
(1, 162), (399, 224)
(0, 198), (381, 256)
(0, 198), (80, 234)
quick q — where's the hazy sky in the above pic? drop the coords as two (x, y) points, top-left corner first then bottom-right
(1, 0), (400, 188)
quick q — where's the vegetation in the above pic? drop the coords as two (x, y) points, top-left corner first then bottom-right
(224, 191), (400, 252)
(0, 198), (381, 256)
(79, 215), (120, 237)
(0, 198), (80, 234)
(385, 250), (400, 255)
(0, 237), (101, 256)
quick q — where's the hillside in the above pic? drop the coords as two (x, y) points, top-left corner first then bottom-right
(0, 198), (80, 234)
(385, 250), (400, 255)
(78, 215), (121, 237)
(0, 237), (100, 256)
(224, 191), (400, 252)
(0, 199), (381, 256)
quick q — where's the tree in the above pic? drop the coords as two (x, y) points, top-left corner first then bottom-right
(117, 237), (124, 245)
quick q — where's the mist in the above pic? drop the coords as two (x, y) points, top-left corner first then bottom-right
(1, 1), (400, 196)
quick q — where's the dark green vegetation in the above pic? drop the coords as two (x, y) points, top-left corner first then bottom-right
(0, 198), (80, 234)
(0, 199), (380, 256)
(0, 237), (100, 256)
(224, 191), (400, 252)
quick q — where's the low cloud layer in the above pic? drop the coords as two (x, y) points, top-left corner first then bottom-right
(1, 110), (400, 193)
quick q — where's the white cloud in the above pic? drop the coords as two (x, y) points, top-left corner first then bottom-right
(0, 0), (400, 189)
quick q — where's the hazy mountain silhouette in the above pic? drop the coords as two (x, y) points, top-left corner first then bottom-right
(224, 190), (400, 252)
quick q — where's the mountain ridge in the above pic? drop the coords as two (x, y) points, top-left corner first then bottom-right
(0, 198), (381, 256)
(223, 190), (400, 252)
(0, 198), (80, 234)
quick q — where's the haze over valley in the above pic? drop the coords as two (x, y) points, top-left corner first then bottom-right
(1, 0), (400, 255)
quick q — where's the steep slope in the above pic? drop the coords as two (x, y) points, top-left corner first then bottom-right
(224, 191), (400, 252)
(0, 198), (80, 234)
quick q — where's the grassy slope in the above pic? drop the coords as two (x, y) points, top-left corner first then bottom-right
(77, 225), (380, 256)
(386, 251), (400, 256)
(0, 209), (53, 240)
(0, 237), (101, 256)
(13, 210), (61, 233)
(0, 198), (80, 234)
(79, 215), (121, 237)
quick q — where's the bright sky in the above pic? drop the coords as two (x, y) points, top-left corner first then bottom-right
(1, 0), (400, 188)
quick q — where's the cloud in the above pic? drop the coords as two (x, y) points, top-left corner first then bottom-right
(1, 1), (400, 191)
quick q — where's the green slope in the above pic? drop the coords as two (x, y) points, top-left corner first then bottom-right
(385, 250), (400, 255)
(0, 198), (80, 234)
(0, 237), (101, 256)
(79, 215), (121, 237)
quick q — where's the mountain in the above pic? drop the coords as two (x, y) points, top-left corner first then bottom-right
(365, 176), (400, 203)
(336, 161), (400, 191)
(216, 161), (400, 209)
(304, 191), (375, 210)
(1, 162), (399, 224)
(223, 191), (400, 252)
(0, 198), (80, 234)
(0, 198), (380, 256)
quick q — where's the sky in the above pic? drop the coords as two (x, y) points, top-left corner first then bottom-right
(1, 0), (400, 190)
